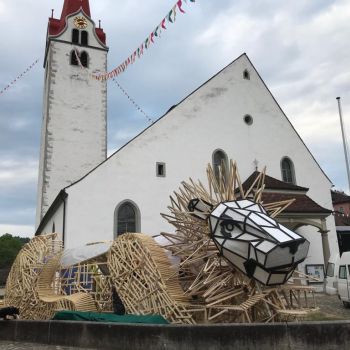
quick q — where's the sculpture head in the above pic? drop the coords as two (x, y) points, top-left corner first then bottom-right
(188, 198), (310, 286)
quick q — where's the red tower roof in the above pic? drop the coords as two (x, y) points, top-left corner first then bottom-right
(61, 0), (91, 19)
(47, 0), (106, 45)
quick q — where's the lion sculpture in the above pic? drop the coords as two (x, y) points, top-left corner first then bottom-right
(5, 161), (316, 324)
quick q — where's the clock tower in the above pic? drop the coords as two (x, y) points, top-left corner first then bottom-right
(36, 0), (108, 225)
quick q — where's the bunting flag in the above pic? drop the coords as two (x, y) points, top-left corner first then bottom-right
(74, 49), (153, 124)
(112, 79), (154, 124)
(93, 0), (196, 81)
(0, 59), (40, 96)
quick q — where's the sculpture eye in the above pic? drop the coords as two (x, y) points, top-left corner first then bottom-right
(220, 220), (238, 238)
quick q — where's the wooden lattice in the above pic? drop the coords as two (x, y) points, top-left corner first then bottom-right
(4, 234), (63, 320)
(4, 161), (318, 323)
(107, 234), (196, 324)
(4, 234), (99, 320)
(158, 160), (318, 322)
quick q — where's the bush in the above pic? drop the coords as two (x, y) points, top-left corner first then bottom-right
(0, 234), (30, 269)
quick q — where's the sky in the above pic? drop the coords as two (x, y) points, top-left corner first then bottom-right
(0, 0), (350, 238)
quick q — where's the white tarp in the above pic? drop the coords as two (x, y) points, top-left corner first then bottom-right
(153, 235), (181, 267)
(60, 242), (113, 268)
(60, 236), (179, 268)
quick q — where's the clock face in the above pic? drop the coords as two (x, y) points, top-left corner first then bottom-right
(74, 16), (88, 29)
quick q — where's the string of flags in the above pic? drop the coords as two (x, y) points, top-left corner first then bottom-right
(93, 0), (196, 81)
(112, 79), (154, 124)
(0, 59), (40, 96)
(74, 49), (153, 124)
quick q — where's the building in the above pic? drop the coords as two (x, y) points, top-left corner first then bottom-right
(332, 190), (350, 255)
(36, 0), (108, 226)
(332, 190), (350, 217)
(36, 0), (338, 277)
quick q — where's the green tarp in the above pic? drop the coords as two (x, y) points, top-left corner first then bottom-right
(53, 311), (169, 325)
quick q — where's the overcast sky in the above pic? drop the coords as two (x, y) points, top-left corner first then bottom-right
(0, 0), (349, 238)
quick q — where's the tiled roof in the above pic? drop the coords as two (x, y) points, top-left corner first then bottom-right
(334, 212), (350, 226)
(331, 190), (350, 205)
(240, 171), (331, 214)
(262, 192), (332, 214)
(242, 171), (309, 192)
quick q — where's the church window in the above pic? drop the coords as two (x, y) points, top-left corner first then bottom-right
(212, 149), (229, 184)
(72, 29), (80, 44)
(114, 201), (141, 238)
(244, 114), (253, 125)
(281, 157), (296, 184)
(243, 70), (250, 80)
(81, 31), (89, 46)
(156, 163), (166, 177)
(80, 51), (88, 68)
(70, 51), (79, 66)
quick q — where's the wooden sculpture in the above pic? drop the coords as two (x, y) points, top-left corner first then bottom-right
(4, 234), (97, 319)
(4, 234), (63, 320)
(159, 161), (316, 322)
(4, 161), (318, 323)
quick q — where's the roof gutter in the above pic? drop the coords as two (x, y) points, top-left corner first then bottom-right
(35, 190), (68, 236)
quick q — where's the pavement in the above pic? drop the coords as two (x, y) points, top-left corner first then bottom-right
(311, 293), (350, 320)
(0, 342), (97, 350)
(0, 294), (349, 349)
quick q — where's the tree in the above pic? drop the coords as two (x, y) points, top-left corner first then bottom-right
(0, 234), (30, 269)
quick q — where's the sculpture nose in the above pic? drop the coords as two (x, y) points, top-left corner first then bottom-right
(281, 239), (306, 255)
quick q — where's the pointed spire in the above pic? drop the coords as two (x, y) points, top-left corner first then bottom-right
(61, 0), (91, 20)
(47, 0), (106, 45)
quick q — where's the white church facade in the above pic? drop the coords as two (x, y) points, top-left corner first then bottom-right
(36, 0), (338, 279)
(36, 0), (108, 225)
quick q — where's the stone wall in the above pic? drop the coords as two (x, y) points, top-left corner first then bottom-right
(0, 320), (349, 350)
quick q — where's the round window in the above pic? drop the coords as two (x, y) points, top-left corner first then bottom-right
(244, 115), (253, 125)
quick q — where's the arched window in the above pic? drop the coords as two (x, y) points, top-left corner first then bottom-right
(81, 31), (89, 46)
(212, 149), (229, 184)
(72, 29), (80, 44)
(281, 157), (296, 184)
(70, 51), (78, 66)
(80, 51), (88, 67)
(114, 201), (141, 238)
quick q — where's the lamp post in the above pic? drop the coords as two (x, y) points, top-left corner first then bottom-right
(337, 97), (350, 192)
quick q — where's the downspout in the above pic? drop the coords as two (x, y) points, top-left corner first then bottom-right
(63, 195), (67, 247)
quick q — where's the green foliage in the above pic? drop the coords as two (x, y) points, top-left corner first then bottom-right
(0, 234), (30, 269)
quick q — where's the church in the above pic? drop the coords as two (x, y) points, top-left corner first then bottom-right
(35, 0), (338, 279)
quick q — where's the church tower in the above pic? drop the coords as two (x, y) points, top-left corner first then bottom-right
(36, 0), (108, 225)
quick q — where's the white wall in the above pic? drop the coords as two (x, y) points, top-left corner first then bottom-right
(59, 54), (336, 269)
(36, 11), (108, 226)
(38, 201), (65, 242)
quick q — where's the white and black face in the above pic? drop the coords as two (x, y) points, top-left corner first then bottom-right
(188, 199), (310, 286)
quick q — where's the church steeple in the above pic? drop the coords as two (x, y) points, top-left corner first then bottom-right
(61, 0), (91, 19)
(37, 0), (108, 227)
(47, 0), (105, 44)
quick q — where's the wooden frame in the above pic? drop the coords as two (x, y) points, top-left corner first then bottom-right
(3, 161), (318, 324)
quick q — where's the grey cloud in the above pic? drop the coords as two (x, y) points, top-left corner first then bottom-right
(1, 0), (350, 236)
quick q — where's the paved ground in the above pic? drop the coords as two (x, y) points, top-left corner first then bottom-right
(0, 294), (349, 349)
(0, 342), (97, 350)
(307, 293), (350, 320)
